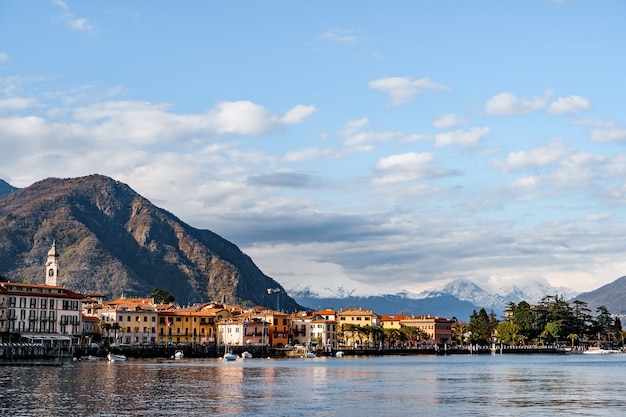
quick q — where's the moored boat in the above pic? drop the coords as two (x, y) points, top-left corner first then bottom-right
(107, 353), (127, 362)
(223, 352), (237, 361)
(173, 350), (184, 359)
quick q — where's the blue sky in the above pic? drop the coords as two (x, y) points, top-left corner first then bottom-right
(1, 0), (626, 297)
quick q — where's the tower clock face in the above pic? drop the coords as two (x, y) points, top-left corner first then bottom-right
(49, 269), (54, 276)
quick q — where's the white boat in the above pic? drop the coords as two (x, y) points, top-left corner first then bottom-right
(335, 351), (344, 358)
(107, 353), (127, 362)
(223, 352), (237, 361)
(241, 351), (253, 359)
(173, 350), (184, 359)
(285, 346), (317, 358)
(583, 347), (621, 354)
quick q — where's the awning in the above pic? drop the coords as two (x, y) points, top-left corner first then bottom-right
(22, 334), (72, 341)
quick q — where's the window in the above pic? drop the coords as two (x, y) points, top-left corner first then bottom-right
(49, 300), (55, 309)
(41, 299), (47, 309)
(9, 297), (15, 307)
(30, 298), (36, 308)
(19, 297), (26, 308)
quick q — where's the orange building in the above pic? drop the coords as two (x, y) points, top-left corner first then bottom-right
(400, 315), (454, 344)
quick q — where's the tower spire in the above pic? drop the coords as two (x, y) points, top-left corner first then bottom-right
(45, 240), (60, 286)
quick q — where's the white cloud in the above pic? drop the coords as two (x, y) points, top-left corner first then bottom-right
(52, 0), (95, 35)
(338, 117), (422, 150)
(279, 104), (317, 125)
(374, 152), (456, 184)
(282, 147), (336, 162)
(432, 113), (469, 128)
(434, 127), (491, 148)
(0, 97), (36, 111)
(495, 140), (573, 172)
(320, 29), (361, 44)
(0, 53), (8, 63)
(485, 91), (552, 116)
(589, 126), (626, 143)
(548, 95), (591, 115)
(368, 76), (450, 106)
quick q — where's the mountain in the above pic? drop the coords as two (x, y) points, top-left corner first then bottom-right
(290, 288), (481, 319)
(0, 174), (301, 310)
(0, 179), (17, 197)
(290, 278), (577, 320)
(572, 276), (626, 314)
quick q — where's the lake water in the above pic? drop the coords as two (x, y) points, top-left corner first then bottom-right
(2, 353), (626, 416)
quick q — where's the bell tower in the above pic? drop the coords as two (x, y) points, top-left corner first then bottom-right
(45, 240), (60, 286)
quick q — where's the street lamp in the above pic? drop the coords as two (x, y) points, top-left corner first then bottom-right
(267, 288), (282, 311)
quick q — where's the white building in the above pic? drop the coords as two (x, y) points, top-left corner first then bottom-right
(0, 242), (83, 346)
(218, 315), (270, 347)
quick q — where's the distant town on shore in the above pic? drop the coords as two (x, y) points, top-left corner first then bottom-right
(1, 242), (623, 362)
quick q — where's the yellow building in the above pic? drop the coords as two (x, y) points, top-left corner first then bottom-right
(336, 308), (381, 348)
(380, 314), (412, 330)
(157, 303), (232, 345)
(99, 297), (158, 345)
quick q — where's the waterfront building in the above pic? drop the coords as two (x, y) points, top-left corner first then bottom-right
(400, 315), (454, 344)
(337, 308), (381, 348)
(157, 303), (232, 345)
(255, 309), (289, 347)
(81, 314), (101, 345)
(218, 314), (269, 347)
(289, 309), (338, 349)
(0, 242), (83, 346)
(99, 297), (158, 345)
(380, 314), (413, 330)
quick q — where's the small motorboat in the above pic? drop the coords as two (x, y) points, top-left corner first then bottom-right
(335, 351), (344, 358)
(241, 351), (253, 359)
(223, 352), (237, 361)
(107, 353), (127, 362)
(173, 350), (184, 359)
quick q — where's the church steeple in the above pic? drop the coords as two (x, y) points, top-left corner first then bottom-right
(45, 240), (59, 286)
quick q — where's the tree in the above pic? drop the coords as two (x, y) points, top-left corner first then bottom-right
(512, 301), (534, 341)
(541, 321), (561, 344)
(567, 333), (578, 347)
(150, 288), (175, 304)
(497, 322), (520, 346)
(468, 308), (498, 345)
(594, 306), (614, 341)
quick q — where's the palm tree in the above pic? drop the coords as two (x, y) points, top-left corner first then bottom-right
(567, 333), (578, 347)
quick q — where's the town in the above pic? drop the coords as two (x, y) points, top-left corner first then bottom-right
(1, 243), (619, 362)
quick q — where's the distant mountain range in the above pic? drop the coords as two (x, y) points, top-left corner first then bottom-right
(0, 175), (301, 311)
(289, 279), (578, 319)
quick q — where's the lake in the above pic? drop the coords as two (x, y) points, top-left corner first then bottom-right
(2, 353), (626, 416)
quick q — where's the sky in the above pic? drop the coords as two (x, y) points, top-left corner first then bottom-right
(1, 0), (626, 298)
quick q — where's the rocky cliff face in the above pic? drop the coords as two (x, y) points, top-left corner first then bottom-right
(0, 174), (301, 310)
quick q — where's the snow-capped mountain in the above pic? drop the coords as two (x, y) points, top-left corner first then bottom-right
(288, 278), (578, 319)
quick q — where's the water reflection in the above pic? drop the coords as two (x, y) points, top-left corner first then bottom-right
(2, 355), (626, 416)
